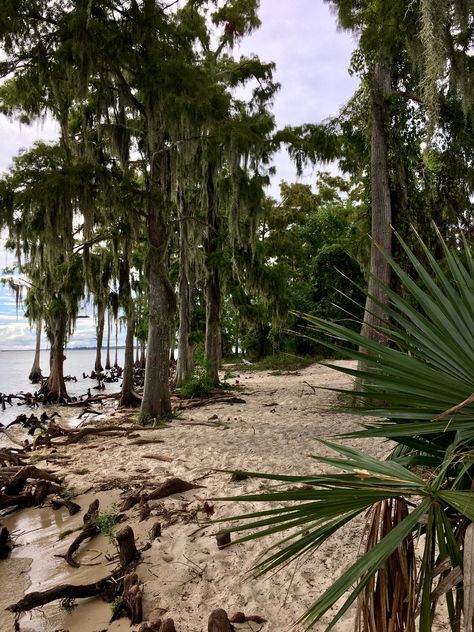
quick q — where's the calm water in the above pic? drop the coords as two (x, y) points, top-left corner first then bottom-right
(0, 347), (125, 432)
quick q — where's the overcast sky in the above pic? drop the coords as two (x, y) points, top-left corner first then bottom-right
(0, 0), (359, 352)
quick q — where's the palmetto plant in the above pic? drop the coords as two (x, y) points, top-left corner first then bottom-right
(216, 230), (474, 631)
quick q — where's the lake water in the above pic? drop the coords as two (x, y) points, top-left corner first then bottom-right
(0, 347), (125, 433)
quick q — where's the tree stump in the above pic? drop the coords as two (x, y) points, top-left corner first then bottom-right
(208, 608), (233, 631)
(122, 572), (143, 623)
(216, 531), (231, 549)
(117, 525), (139, 568)
(0, 525), (11, 558)
(149, 521), (161, 541)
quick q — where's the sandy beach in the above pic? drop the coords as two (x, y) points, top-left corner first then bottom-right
(0, 361), (390, 632)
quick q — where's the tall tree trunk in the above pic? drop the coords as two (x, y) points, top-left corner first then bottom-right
(94, 305), (105, 372)
(360, 59), (392, 346)
(120, 311), (138, 407)
(44, 313), (68, 402)
(120, 241), (140, 408)
(29, 319), (43, 383)
(176, 212), (193, 386)
(139, 343), (146, 368)
(204, 164), (221, 387)
(114, 319), (119, 368)
(140, 212), (174, 420)
(105, 310), (111, 370)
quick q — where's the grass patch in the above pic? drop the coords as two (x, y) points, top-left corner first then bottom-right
(231, 353), (316, 373)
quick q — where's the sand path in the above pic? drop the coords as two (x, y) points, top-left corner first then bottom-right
(1, 361), (390, 632)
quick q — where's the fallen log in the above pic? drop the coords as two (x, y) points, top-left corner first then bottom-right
(6, 575), (116, 612)
(3, 465), (62, 496)
(53, 425), (131, 446)
(176, 395), (246, 411)
(146, 478), (203, 502)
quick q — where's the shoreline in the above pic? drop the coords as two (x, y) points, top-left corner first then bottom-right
(0, 362), (388, 632)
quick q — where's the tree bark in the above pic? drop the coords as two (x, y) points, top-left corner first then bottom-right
(94, 304), (105, 372)
(204, 164), (221, 387)
(360, 59), (392, 347)
(44, 313), (69, 402)
(176, 199), (193, 385)
(140, 123), (175, 420)
(105, 309), (111, 370)
(114, 318), (119, 368)
(29, 319), (43, 382)
(120, 241), (140, 408)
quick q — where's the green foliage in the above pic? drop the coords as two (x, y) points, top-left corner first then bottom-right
(110, 595), (123, 618)
(94, 504), (119, 544)
(179, 363), (214, 399)
(220, 229), (474, 630)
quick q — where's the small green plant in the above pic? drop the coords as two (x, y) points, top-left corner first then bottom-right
(94, 504), (119, 543)
(179, 364), (213, 399)
(138, 411), (155, 426)
(110, 595), (123, 618)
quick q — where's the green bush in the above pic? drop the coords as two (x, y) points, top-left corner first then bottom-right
(179, 364), (213, 399)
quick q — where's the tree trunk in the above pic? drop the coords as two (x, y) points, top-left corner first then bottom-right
(29, 319), (43, 382)
(114, 318), (119, 368)
(120, 241), (140, 408)
(204, 164), (221, 387)
(140, 214), (174, 421)
(44, 314), (69, 402)
(360, 59), (392, 347)
(176, 206), (193, 385)
(105, 309), (111, 370)
(94, 305), (105, 372)
(139, 343), (146, 368)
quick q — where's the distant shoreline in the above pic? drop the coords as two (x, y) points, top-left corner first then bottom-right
(0, 346), (126, 352)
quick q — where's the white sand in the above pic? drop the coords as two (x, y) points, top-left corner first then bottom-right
(2, 361), (391, 632)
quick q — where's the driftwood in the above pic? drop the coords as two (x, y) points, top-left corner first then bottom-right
(176, 395), (246, 411)
(208, 609), (233, 632)
(0, 447), (27, 467)
(65, 499), (100, 568)
(3, 465), (61, 495)
(0, 465), (63, 510)
(8, 519), (141, 620)
(54, 425), (130, 446)
(128, 438), (165, 446)
(229, 612), (267, 624)
(147, 478), (203, 502)
(50, 496), (81, 515)
(7, 575), (117, 612)
(120, 478), (203, 511)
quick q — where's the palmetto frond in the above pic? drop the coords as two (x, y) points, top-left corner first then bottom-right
(218, 229), (474, 630)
